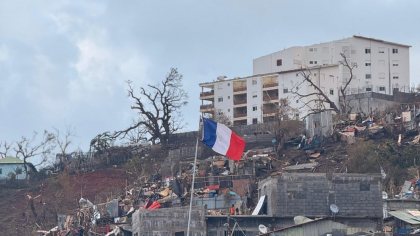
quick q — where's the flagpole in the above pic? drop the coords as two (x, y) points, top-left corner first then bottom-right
(187, 118), (201, 236)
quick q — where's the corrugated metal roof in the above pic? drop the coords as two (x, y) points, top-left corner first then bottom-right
(0, 156), (24, 164)
(388, 210), (420, 225)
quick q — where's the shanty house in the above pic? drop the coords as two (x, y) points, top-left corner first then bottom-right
(0, 156), (27, 180)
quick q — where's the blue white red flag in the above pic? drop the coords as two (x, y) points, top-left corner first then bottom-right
(201, 118), (246, 161)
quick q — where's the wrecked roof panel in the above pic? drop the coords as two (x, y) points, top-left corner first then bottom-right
(388, 210), (420, 224)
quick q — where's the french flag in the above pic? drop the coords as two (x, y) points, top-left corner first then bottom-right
(201, 118), (246, 161)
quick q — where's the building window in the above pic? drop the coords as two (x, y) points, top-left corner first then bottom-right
(253, 106), (258, 111)
(365, 48), (371, 54)
(365, 61), (371, 66)
(309, 61), (313, 64)
(277, 59), (282, 66)
(330, 89), (334, 95)
(252, 79), (257, 85)
(218, 83), (223, 89)
(360, 183), (370, 191)
(314, 61), (317, 64)
(0, 168), (2, 175)
(392, 60), (399, 66)
(227, 83), (230, 86)
(393, 76), (399, 79)
(219, 111), (223, 115)
(378, 47), (385, 53)
(252, 118), (258, 124)
(296, 100), (299, 103)
(309, 48), (313, 52)
(366, 87), (372, 92)
(227, 109), (230, 112)
(379, 86), (386, 92)
(227, 96), (230, 99)
(392, 48), (398, 54)
(218, 97), (223, 102)
(365, 74), (372, 79)
(283, 88), (289, 93)
(252, 91), (257, 98)
(379, 73), (385, 79)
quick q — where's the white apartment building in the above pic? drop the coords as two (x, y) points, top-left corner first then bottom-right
(254, 35), (410, 94)
(199, 36), (411, 125)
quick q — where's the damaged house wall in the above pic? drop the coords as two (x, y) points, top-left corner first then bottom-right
(305, 111), (333, 138)
(131, 206), (207, 236)
(271, 173), (383, 218)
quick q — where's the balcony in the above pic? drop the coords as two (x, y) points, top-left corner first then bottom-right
(200, 91), (214, 98)
(200, 104), (214, 113)
(263, 109), (277, 115)
(233, 113), (247, 118)
(263, 96), (279, 102)
(233, 87), (247, 93)
(263, 82), (278, 88)
(233, 99), (247, 106)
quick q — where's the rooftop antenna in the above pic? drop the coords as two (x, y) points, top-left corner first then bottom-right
(330, 204), (339, 221)
(259, 224), (268, 234)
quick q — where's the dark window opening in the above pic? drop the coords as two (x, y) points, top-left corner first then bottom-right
(277, 59), (282, 66)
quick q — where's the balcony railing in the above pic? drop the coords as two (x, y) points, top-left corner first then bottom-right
(234, 100), (247, 105)
(233, 87), (247, 92)
(234, 113), (247, 118)
(263, 82), (278, 88)
(200, 91), (214, 97)
(200, 104), (214, 110)
(263, 96), (279, 101)
(263, 109), (277, 114)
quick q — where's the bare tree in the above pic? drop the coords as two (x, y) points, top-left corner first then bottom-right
(53, 125), (76, 169)
(208, 109), (231, 126)
(0, 140), (13, 158)
(292, 53), (356, 118)
(108, 68), (188, 146)
(14, 131), (55, 182)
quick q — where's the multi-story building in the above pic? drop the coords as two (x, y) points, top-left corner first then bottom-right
(199, 36), (411, 125)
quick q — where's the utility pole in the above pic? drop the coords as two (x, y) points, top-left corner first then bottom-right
(227, 213), (231, 236)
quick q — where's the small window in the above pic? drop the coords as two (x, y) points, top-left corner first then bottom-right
(365, 48), (371, 54)
(0, 168), (2, 175)
(309, 61), (313, 64)
(219, 111), (223, 115)
(218, 97), (223, 102)
(365, 60), (371, 66)
(393, 76), (399, 79)
(295, 113), (299, 118)
(378, 47), (385, 53)
(365, 74), (372, 79)
(314, 61), (317, 64)
(252, 118), (258, 125)
(379, 73), (385, 79)
(253, 106), (258, 111)
(227, 96), (230, 99)
(252, 79), (257, 85)
(227, 83), (230, 86)
(296, 100), (299, 103)
(366, 87), (372, 92)
(392, 60), (399, 66)
(392, 48), (398, 54)
(252, 91), (257, 98)
(309, 48), (313, 52)
(360, 183), (370, 191)
(283, 88), (289, 93)
(227, 109), (230, 112)
(330, 89), (334, 95)
(277, 59), (282, 66)
(379, 87), (386, 92)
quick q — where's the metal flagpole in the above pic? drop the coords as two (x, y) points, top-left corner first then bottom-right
(187, 118), (201, 236)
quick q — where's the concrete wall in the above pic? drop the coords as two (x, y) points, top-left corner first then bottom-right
(269, 173), (383, 218)
(258, 177), (278, 216)
(385, 199), (420, 211)
(131, 206), (206, 236)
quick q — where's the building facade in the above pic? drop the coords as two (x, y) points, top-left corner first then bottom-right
(0, 156), (27, 180)
(199, 36), (410, 125)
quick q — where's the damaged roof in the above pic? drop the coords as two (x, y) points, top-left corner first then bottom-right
(388, 210), (420, 225)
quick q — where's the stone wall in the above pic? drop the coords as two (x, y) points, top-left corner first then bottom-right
(131, 206), (206, 236)
(270, 173), (382, 218)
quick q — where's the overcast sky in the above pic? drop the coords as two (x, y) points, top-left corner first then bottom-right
(1, 0), (419, 159)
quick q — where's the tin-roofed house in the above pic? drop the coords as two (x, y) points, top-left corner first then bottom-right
(0, 156), (27, 180)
